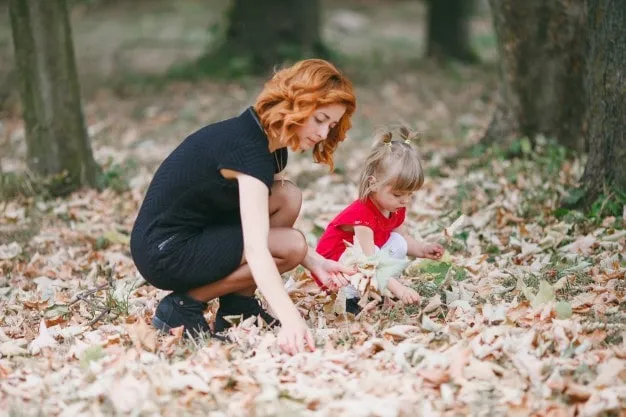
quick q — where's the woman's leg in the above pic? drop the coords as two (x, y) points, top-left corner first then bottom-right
(187, 180), (303, 302)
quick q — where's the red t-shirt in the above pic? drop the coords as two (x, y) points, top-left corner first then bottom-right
(316, 198), (406, 262)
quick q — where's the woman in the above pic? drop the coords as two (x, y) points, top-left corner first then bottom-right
(130, 59), (357, 355)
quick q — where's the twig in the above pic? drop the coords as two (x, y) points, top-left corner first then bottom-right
(87, 308), (111, 327)
(68, 283), (110, 306)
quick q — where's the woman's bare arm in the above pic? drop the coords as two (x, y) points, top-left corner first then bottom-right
(223, 169), (303, 326)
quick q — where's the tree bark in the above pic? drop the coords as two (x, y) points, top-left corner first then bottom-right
(213, 0), (327, 74)
(426, 0), (478, 63)
(483, 0), (586, 152)
(9, 0), (99, 193)
(580, 0), (626, 206)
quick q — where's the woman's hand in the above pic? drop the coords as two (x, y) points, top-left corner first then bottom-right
(309, 257), (355, 291)
(277, 317), (315, 355)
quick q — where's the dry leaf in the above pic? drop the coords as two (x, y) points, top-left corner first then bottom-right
(29, 319), (58, 355)
(423, 294), (442, 313)
(126, 317), (157, 352)
(0, 242), (22, 260)
(421, 315), (442, 332)
(0, 341), (29, 357)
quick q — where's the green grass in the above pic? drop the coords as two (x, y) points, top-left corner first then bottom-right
(409, 259), (468, 285)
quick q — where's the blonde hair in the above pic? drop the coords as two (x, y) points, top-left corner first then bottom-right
(357, 127), (424, 201)
(253, 59), (356, 170)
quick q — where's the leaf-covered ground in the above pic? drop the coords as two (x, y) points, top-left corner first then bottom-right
(1, 3), (625, 416)
(1, 78), (625, 415)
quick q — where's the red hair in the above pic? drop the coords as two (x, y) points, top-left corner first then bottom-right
(253, 59), (356, 170)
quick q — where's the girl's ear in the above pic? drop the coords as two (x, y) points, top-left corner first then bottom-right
(368, 175), (377, 188)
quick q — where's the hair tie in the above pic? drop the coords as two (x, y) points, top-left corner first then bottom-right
(382, 132), (393, 147)
(401, 128), (422, 146)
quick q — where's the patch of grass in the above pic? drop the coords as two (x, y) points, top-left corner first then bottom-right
(410, 260), (467, 285)
(412, 280), (439, 298)
(104, 286), (131, 318)
(523, 274), (540, 290)
(485, 244), (501, 255)
(588, 188), (626, 220)
(454, 182), (472, 212)
(0, 170), (80, 200)
(404, 303), (421, 316)
(97, 158), (138, 193)
(605, 332), (623, 346)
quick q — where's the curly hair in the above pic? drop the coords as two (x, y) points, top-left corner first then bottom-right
(253, 59), (356, 170)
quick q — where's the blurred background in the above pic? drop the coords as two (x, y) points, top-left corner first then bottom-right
(0, 0), (497, 186)
(0, 0), (623, 214)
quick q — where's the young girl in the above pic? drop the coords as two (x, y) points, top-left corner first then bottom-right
(130, 59), (356, 355)
(315, 128), (444, 314)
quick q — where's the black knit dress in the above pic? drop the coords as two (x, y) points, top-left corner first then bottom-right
(130, 107), (288, 292)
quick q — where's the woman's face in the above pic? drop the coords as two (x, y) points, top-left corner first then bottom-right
(295, 103), (347, 151)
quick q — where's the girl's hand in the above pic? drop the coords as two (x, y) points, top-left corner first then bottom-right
(277, 317), (315, 355)
(391, 285), (421, 305)
(309, 258), (355, 292)
(417, 242), (445, 260)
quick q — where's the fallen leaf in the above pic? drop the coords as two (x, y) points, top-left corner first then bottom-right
(423, 294), (442, 313)
(0, 341), (29, 357)
(0, 242), (22, 260)
(29, 319), (58, 355)
(555, 301), (572, 319)
(126, 317), (157, 352)
(483, 303), (507, 324)
(383, 325), (419, 341)
(421, 314), (442, 332)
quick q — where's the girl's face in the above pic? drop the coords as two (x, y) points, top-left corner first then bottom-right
(296, 103), (346, 150)
(371, 184), (414, 216)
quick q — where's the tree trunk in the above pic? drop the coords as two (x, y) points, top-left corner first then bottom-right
(213, 0), (326, 74)
(483, 0), (586, 152)
(580, 0), (626, 207)
(9, 0), (99, 194)
(426, 0), (478, 63)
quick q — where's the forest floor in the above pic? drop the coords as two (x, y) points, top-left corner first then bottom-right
(0, 1), (624, 416)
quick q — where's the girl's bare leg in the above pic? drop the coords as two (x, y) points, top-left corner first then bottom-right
(187, 181), (303, 301)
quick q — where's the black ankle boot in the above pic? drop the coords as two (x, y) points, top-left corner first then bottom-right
(214, 293), (279, 333)
(346, 298), (362, 315)
(152, 293), (213, 338)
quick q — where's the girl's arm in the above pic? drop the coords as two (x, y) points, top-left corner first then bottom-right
(394, 225), (444, 260)
(354, 225), (377, 256)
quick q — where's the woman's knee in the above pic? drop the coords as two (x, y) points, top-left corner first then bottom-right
(270, 228), (308, 265)
(269, 180), (302, 217)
